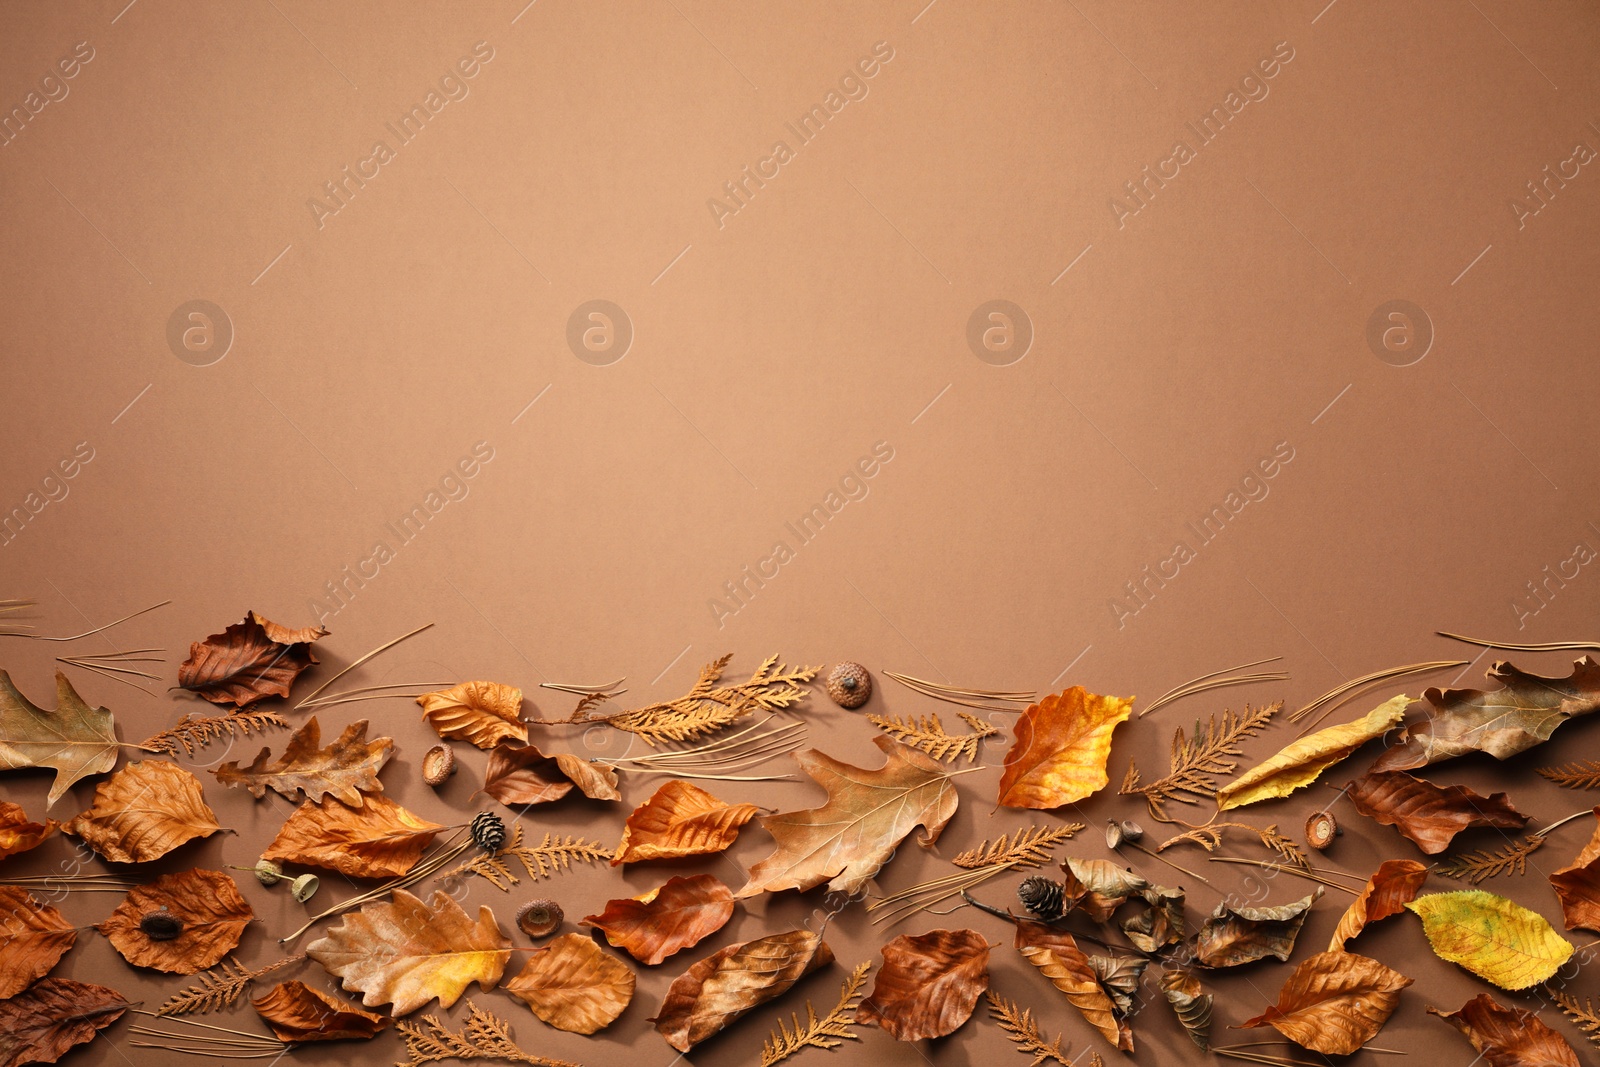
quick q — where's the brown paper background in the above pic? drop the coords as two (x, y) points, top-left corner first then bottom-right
(4, 1), (1600, 1064)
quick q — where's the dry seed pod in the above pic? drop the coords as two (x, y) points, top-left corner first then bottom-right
(289, 874), (319, 902)
(422, 744), (456, 786)
(1305, 810), (1339, 851)
(516, 899), (563, 938)
(825, 662), (872, 709)
(1106, 819), (1145, 849)
(139, 909), (183, 941)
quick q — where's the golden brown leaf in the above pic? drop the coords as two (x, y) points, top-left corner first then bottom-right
(0, 799), (56, 860)
(252, 980), (390, 1043)
(1121, 886), (1185, 953)
(214, 716), (392, 805)
(1347, 770), (1528, 854)
(177, 610), (326, 706)
(63, 759), (224, 862)
(481, 743), (619, 806)
(505, 932), (635, 1034)
(1215, 695), (1408, 810)
(1329, 859), (1429, 951)
(1429, 993), (1581, 1067)
(0, 978), (128, 1067)
(262, 793), (444, 878)
(652, 929), (833, 1053)
(580, 873), (735, 966)
(998, 686), (1133, 810)
(855, 928), (989, 1042)
(1159, 969), (1211, 1052)
(97, 868), (253, 974)
(1239, 950), (1412, 1055)
(0, 887), (75, 999)
(1407, 890), (1574, 989)
(1195, 888), (1321, 968)
(0, 670), (121, 809)
(612, 780), (759, 865)
(1060, 857), (1148, 922)
(306, 888), (512, 1016)
(1549, 808), (1600, 931)
(1012, 920), (1130, 1051)
(418, 681), (528, 749)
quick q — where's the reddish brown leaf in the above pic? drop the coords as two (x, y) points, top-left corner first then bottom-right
(856, 929), (989, 1042)
(63, 759), (224, 863)
(214, 716), (392, 805)
(580, 874), (735, 966)
(1549, 808), (1600, 932)
(262, 793), (444, 878)
(97, 868), (254, 974)
(417, 681), (527, 749)
(505, 933), (635, 1034)
(1429, 993), (1581, 1067)
(1239, 950), (1412, 1055)
(1330, 859), (1430, 950)
(612, 780), (759, 865)
(252, 980), (390, 1043)
(0, 887), (76, 999)
(1195, 888), (1322, 968)
(1013, 920), (1131, 1051)
(481, 743), (620, 806)
(1348, 771), (1528, 854)
(0, 978), (128, 1067)
(652, 929), (832, 1053)
(178, 610), (326, 707)
(0, 800), (56, 861)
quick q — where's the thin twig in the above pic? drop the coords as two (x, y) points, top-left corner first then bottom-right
(1438, 631), (1600, 652)
(540, 677), (626, 695)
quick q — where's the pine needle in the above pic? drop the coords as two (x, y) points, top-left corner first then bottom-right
(1439, 631), (1600, 652)
(446, 825), (612, 890)
(866, 711), (997, 762)
(1539, 761), (1600, 789)
(155, 955), (303, 1016)
(1139, 656), (1286, 718)
(6, 599), (171, 642)
(952, 824), (1083, 869)
(883, 669), (1033, 713)
(295, 622), (434, 708)
(760, 961), (871, 1065)
(1207, 857), (1361, 895)
(396, 1002), (578, 1067)
(1121, 703), (1278, 819)
(1547, 988), (1600, 1049)
(539, 678), (625, 696)
(599, 718), (804, 781)
(869, 823), (1082, 924)
(1288, 659), (1464, 725)
(986, 990), (1090, 1066)
(138, 710), (289, 756)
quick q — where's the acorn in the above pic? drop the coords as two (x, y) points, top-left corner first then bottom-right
(1305, 810), (1339, 851)
(290, 874), (320, 902)
(516, 899), (563, 938)
(825, 662), (872, 709)
(139, 908), (183, 941)
(471, 811), (507, 852)
(422, 744), (456, 787)
(1017, 875), (1066, 921)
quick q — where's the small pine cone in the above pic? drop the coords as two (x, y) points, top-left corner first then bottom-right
(1017, 875), (1066, 920)
(471, 811), (507, 852)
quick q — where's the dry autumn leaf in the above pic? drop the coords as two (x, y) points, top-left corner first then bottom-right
(418, 681), (528, 749)
(252, 980), (390, 1043)
(1121, 885), (1185, 952)
(97, 868), (253, 974)
(178, 611), (327, 707)
(652, 929), (833, 1053)
(1238, 950), (1412, 1056)
(0, 978), (128, 1067)
(737, 735), (961, 899)
(612, 780), (760, 865)
(1060, 857), (1149, 922)
(262, 793), (444, 879)
(855, 928), (989, 1042)
(1347, 771), (1527, 854)
(1407, 890), (1574, 989)
(1215, 695), (1409, 810)
(1429, 993), (1582, 1067)
(0, 670), (121, 809)
(580, 874), (735, 966)
(1549, 808), (1600, 932)
(998, 686), (1134, 810)
(481, 743), (620, 806)
(1329, 859), (1429, 951)
(1195, 888), (1321, 968)
(1159, 969), (1211, 1052)
(505, 932), (635, 1035)
(215, 716), (393, 805)
(306, 888), (512, 1015)
(64, 759), (224, 863)
(1013, 920), (1130, 1051)
(0, 887), (75, 999)
(1373, 657), (1600, 771)
(0, 799), (56, 860)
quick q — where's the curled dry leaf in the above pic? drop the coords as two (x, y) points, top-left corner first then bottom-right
(505, 932), (635, 1035)
(1215, 695), (1408, 810)
(1329, 859), (1429, 951)
(0, 670), (120, 809)
(1088, 951), (1147, 1016)
(1347, 770), (1528, 854)
(252, 980), (390, 1043)
(612, 780), (759, 865)
(64, 759), (224, 863)
(1120, 885), (1185, 953)
(418, 681), (528, 749)
(1159, 969), (1211, 1052)
(1195, 888), (1322, 968)
(652, 929), (832, 1053)
(1407, 890), (1574, 989)
(997, 686), (1134, 810)
(580, 873), (735, 966)
(306, 888), (512, 1016)
(1060, 857), (1149, 922)
(262, 793), (445, 878)
(1012, 920), (1131, 1051)
(1238, 949), (1412, 1056)
(0, 887), (75, 999)
(855, 928), (990, 1042)
(1429, 993), (1582, 1067)
(97, 868), (253, 974)
(0, 978), (128, 1067)
(215, 716), (393, 805)
(737, 735), (960, 899)
(1549, 808), (1600, 932)
(0, 799), (56, 860)
(481, 743), (620, 806)
(178, 610), (326, 707)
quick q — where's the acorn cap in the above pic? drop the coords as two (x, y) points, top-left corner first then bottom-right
(1306, 810), (1339, 851)
(825, 662), (872, 709)
(290, 874), (320, 902)
(516, 899), (563, 938)
(422, 744), (456, 786)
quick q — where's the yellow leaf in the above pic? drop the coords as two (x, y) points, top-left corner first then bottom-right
(1216, 696), (1409, 811)
(997, 687), (1134, 810)
(1406, 890), (1574, 990)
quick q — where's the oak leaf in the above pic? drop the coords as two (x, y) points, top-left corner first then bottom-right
(1429, 993), (1582, 1067)
(481, 743), (619, 806)
(306, 888), (512, 1015)
(177, 611), (326, 706)
(1548, 808), (1600, 931)
(417, 681), (527, 749)
(0, 887), (76, 999)
(0, 670), (121, 809)
(1013, 920), (1130, 1051)
(998, 686), (1133, 809)
(214, 716), (392, 805)
(652, 929), (832, 1053)
(97, 868), (253, 974)
(612, 780), (759, 865)
(737, 735), (961, 899)
(1347, 770), (1527, 854)
(1406, 890), (1573, 989)
(1215, 695), (1408, 810)
(1329, 859), (1429, 951)
(252, 980), (390, 1043)
(1195, 888), (1321, 968)
(505, 932), (635, 1034)
(580, 874), (735, 966)
(262, 793), (444, 878)
(1238, 950), (1412, 1055)
(64, 759), (224, 862)
(0, 978), (128, 1067)
(0, 800), (57, 860)
(855, 928), (989, 1042)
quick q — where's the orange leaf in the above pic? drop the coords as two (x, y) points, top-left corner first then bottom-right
(652, 929), (832, 1053)
(856, 928), (989, 1042)
(1239, 950), (1412, 1056)
(252, 980), (390, 1043)
(96, 868), (254, 974)
(481, 743), (619, 806)
(417, 681), (527, 749)
(998, 687), (1134, 809)
(0, 978), (128, 1067)
(262, 793), (444, 878)
(177, 610), (326, 707)
(1347, 771), (1527, 854)
(214, 716), (393, 805)
(505, 932), (635, 1034)
(1013, 920), (1131, 1051)
(64, 760), (224, 863)
(580, 874), (735, 966)
(611, 780), (759, 865)
(1330, 859), (1429, 951)
(0, 887), (75, 999)
(1549, 808), (1600, 932)
(1429, 993), (1582, 1067)
(0, 800), (56, 860)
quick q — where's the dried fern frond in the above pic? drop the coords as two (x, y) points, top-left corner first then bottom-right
(987, 991), (1092, 1066)
(1436, 835), (1547, 884)
(139, 710), (289, 756)
(1158, 820), (1308, 869)
(952, 824), (1083, 870)
(865, 711), (997, 763)
(760, 961), (870, 1065)
(155, 955), (303, 1016)
(1548, 988), (1600, 1049)
(396, 1002), (578, 1067)
(449, 825), (611, 890)
(1539, 761), (1600, 789)
(1120, 703), (1278, 819)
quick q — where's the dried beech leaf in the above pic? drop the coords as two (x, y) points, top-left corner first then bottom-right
(0, 887), (76, 999)
(97, 868), (253, 974)
(1549, 808), (1600, 932)
(262, 793), (444, 878)
(64, 759), (224, 863)
(1195, 888), (1322, 968)
(855, 928), (989, 1042)
(0, 978), (128, 1067)
(1348, 771), (1527, 854)
(417, 681), (528, 749)
(0, 800), (57, 860)
(652, 929), (832, 1053)
(1238, 950), (1412, 1056)
(480, 743), (619, 806)
(997, 686), (1134, 809)
(1159, 969), (1211, 1052)
(1120, 886), (1184, 953)
(306, 888), (512, 1015)
(612, 780), (759, 865)
(1087, 951), (1147, 1016)
(252, 980), (390, 1043)
(1329, 859), (1429, 951)
(1373, 657), (1600, 771)
(1407, 890), (1574, 989)
(580, 873), (735, 966)
(1013, 920), (1131, 1051)
(737, 735), (960, 899)
(1061, 857), (1148, 922)
(1429, 993), (1582, 1067)
(1216, 695), (1408, 810)
(505, 932), (635, 1034)
(178, 611), (326, 706)
(215, 716), (392, 805)
(0, 670), (121, 809)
